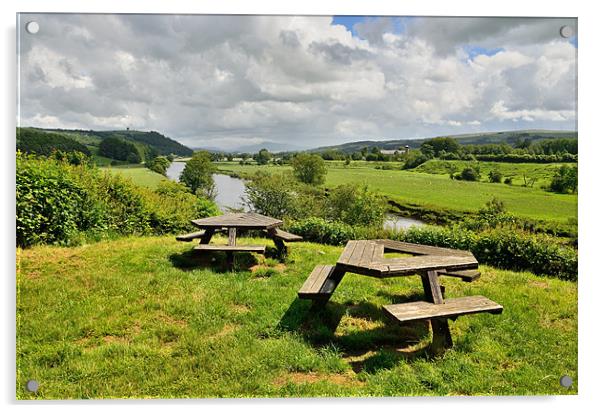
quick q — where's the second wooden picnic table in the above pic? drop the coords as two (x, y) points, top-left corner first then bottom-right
(176, 212), (303, 267)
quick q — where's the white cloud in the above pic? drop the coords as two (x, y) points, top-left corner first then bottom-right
(18, 14), (577, 150)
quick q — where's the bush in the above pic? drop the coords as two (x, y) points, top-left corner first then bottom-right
(504, 177), (513, 185)
(291, 153), (327, 185)
(549, 165), (578, 194)
(243, 172), (323, 220)
(145, 156), (171, 176)
(325, 184), (387, 228)
(394, 226), (577, 280)
(16, 153), (219, 247)
(288, 217), (357, 246)
(488, 169), (503, 183)
(402, 152), (430, 169)
(458, 167), (480, 181)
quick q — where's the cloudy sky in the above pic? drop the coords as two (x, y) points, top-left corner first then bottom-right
(18, 14), (577, 150)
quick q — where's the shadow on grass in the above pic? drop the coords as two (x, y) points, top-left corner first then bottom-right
(169, 249), (260, 273)
(277, 296), (432, 373)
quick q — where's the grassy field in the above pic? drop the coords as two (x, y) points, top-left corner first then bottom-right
(216, 162), (577, 224)
(17, 235), (577, 398)
(100, 165), (168, 188)
(413, 159), (573, 189)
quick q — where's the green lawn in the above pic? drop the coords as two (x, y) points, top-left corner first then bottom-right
(216, 162), (577, 223)
(17, 236), (577, 398)
(100, 165), (167, 188)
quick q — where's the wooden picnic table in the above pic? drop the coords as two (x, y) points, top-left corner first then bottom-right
(176, 212), (303, 267)
(298, 239), (502, 354)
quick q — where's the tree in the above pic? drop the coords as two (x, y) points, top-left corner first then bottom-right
(459, 167), (480, 181)
(98, 137), (141, 163)
(420, 137), (460, 157)
(145, 156), (171, 176)
(255, 148), (272, 165)
(179, 151), (216, 198)
(488, 169), (503, 183)
(549, 165), (578, 194)
(291, 153), (327, 185)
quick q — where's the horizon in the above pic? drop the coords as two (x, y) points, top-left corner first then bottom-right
(18, 14), (577, 151)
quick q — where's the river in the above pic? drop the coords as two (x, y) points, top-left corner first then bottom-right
(166, 161), (425, 229)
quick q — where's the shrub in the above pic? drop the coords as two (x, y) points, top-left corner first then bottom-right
(402, 151), (430, 169)
(288, 217), (357, 246)
(243, 172), (323, 220)
(145, 156), (171, 176)
(488, 169), (503, 183)
(291, 153), (327, 185)
(325, 184), (387, 228)
(549, 165), (578, 194)
(16, 153), (219, 247)
(394, 226), (577, 280)
(504, 177), (513, 185)
(458, 167), (480, 181)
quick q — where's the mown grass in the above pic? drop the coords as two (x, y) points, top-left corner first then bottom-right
(100, 165), (168, 188)
(216, 162), (577, 223)
(17, 235), (577, 398)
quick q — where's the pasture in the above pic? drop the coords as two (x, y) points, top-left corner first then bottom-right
(17, 235), (577, 398)
(215, 162), (577, 224)
(100, 165), (168, 188)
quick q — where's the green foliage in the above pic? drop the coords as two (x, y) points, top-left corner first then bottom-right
(325, 184), (387, 228)
(457, 167), (480, 181)
(179, 151), (216, 198)
(243, 172), (323, 220)
(488, 169), (503, 183)
(549, 165), (578, 194)
(396, 226), (577, 281)
(420, 137), (460, 157)
(291, 153), (327, 185)
(402, 151), (430, 169)
(145, 156), (171, 176)
(98, 137), (142, 163)
(255, 148), (272, 165)
(288, 217), (357, 245)
(17, 128), (91, 157)
(16, 153), (219, 247)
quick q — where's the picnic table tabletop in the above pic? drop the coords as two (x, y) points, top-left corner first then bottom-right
(191, 212), (283, 230)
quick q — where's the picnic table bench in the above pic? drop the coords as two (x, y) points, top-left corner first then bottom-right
(298, 239), (502, 354)
(175, 212), (303, 267)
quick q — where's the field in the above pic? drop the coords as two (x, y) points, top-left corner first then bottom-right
(413, 159), (573, 189)
(100, 165), (168, 188)
(216, 162), (577, 224)
(17, 235), (577, 398)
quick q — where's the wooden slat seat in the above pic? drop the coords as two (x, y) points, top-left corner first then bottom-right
(383, 296), (503, 323)
(439, 269), (481, 282)
(298, 265), (341, 300)
(374, 239), (474, 257)
(194, 244), (266, 253)
(271, 228), (303, 242)
(176, 231), (206, 242)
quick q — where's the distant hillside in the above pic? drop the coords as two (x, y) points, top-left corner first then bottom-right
(17, 128), (91, 157)
(17, 128), (194, 163)
(310, 129), (578, 154)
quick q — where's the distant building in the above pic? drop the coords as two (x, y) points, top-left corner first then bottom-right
(380, 149), (398, 155)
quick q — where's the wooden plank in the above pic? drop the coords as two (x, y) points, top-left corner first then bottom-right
(383, 296), (503, 323)
(371, 242), (384, 262)
(271, 228), (303, 242)
(425, 270), (444, 304)
(358, 241), (376, 267)
(175, 231), (205, 242)
(194, 245), (266, 252)
(440, 269), (481, 282)
(191, 212), (282, 229)
(228, 228), (237, 246)
(380, 254), (478, 276)
(375, 239), (473, 257)
(298, 265), (335, 297)
(337, 241), (358, 265)
(347, 240), (369, 266)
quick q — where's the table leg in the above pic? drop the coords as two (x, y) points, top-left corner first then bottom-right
(421, 270), (453, 355)
(266, 228), (287, 258)
(228, 228), (237, 246)
(199, 228), (215, 244)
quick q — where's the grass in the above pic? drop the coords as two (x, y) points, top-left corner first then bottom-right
(413, 159), (573, 189)
(100, 165), (168, 188)
(17, 235), (577, 398)
(216, 162), (577, 224)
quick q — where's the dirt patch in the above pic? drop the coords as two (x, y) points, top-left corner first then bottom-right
(102, 335), (130, 344)
(209, 323), (239, 340)
(272, 371), (362, 387)
(529, 280), (550, 289)
(250, 264), (286, 273)
(230, 304), (251, 314)
(158, 314), (188, 327)
(335, 315), (383, 335)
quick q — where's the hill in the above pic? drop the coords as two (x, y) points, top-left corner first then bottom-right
(18, 127), (194, 160)
(310, 129), (577, 154)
